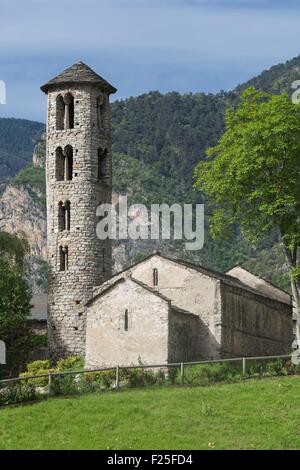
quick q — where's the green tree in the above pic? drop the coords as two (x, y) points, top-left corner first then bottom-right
(0, 232), (33, 376)
(194, 87), (300, 330)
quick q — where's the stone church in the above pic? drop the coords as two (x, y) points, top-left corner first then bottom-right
(41, 62), (293, 367)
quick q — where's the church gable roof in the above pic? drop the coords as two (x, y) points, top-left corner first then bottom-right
(89, 252), (291, 308)
(225, 265), (291, 305)
(41, 61), (117, 94)
(86, 274), (170, 307)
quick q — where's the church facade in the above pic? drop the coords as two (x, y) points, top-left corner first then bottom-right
(41, 63), (293, 366)
(85, 254), (293, 368)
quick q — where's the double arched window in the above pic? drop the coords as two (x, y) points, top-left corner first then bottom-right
(56, 93), (74, 130)
(55, 145), (73, 181)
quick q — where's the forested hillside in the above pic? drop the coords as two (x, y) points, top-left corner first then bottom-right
(0, 118), (44, 182)
(1, 53), (300, 291)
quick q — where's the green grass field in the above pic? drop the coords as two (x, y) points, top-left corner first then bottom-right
(1, 376), (300, 450)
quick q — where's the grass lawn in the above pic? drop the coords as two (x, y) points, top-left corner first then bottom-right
(1, 376), (300, 450)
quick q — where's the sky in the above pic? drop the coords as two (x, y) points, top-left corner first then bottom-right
(1, 0), (300, 122)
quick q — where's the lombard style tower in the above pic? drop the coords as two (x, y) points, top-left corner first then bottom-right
(41, 62), (117, 358)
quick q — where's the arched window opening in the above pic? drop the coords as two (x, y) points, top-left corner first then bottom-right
(97, 95), (105, 129)
(58, 201), (71, 232)
(153, 268), (158, 286)
(97, 148), (109, 183)
(64, 93), (74, 130)
(65, 200), (71, 231)
(58, 202), (65, 232)
(124, 309), (129, 331)
(64, 145), (73, 181)
(55, 147), (64, 181)
(59, 246), (68, 271)
(56, 93), (75, 130)
(56, 95), (65, 130)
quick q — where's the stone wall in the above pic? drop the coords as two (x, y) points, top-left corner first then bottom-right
(168, 308), (199, 363)
(46, 83), (112, 359)
(220, 282), (293, 357)
(85, 278), (170, 368)
(131, 255), (222, 359)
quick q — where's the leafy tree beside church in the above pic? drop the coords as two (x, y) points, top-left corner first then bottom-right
(194, 87), (300, 332)
(0, 231), (34, 376)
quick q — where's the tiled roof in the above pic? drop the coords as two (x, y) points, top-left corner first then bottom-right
(41, 61), (117, 94)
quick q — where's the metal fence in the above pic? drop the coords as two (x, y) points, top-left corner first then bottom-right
(0, 353), (294, 401)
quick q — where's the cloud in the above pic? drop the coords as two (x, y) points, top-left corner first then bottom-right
(0, 0), (299, 121)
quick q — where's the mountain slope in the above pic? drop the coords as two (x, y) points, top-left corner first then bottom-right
(2, 53), (300, 292)
(0, 118), (44, 182)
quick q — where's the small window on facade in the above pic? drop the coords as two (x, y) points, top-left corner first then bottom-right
(124, 309), (129, 331)
(64, 93), (74, 129)
(58, 202), (65, 231)
(59, 246), (68, 271)
(97, 95), (105, 129)
(56, 95), (65, 130)
(55, 147), (64, 181)
(153, 268), (158, 286)
(58, 201), (71, 232)
(64, 145), (73, 181)
(97, 148), (109, 182)
(65, 200), (71, 231)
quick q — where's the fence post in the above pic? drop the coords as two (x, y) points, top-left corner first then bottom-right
(180, 362), (184, 384)
(242, 357), (246, 377)
(48, 371), (52, 396)
(116, 366), (119, 390)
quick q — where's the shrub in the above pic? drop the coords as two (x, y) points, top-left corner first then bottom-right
(125, 368), (157, 388)
(183, 362), (241, 386)
(56, 357), (84, 371)
(26, 359), (51, 375)
(0, 382), (37, 406)
(51, 375), (78, 396)
(84, 370), (115, 390)
(267, 359), (287, 377)
(20, 359), (53, 387)
(168, 366), (180, 385)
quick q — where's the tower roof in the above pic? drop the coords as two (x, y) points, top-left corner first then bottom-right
(41, 61), (117, 94)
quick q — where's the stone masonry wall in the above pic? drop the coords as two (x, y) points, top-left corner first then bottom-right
(85, 278), (170, 368)
(220, 282), (293, 357)
(168, 308), (199, 363)
(131, 255), (222, 359)
(46, 83), (112, 359)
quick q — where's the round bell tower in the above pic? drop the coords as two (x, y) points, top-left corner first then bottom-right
(41, 61), (117, 359)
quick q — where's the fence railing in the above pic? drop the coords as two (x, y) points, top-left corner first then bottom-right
(0, 353), (293, 398)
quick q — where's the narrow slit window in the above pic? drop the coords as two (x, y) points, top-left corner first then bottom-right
(64, 145), (73, 181)
(59, 246), (68, 271)
(97, 95), (105, 129)
(55, 147), (64, 181)
(58, 202), (65, 232)
(124, 309), (129, 331)
(58, 201), (70, 232)
(97, 148), (109, 183)
(65, 200), (71, 231)
(56, 95), (65, 130)
(153, 268), (158, 286)
(64, 93), (74, 130)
